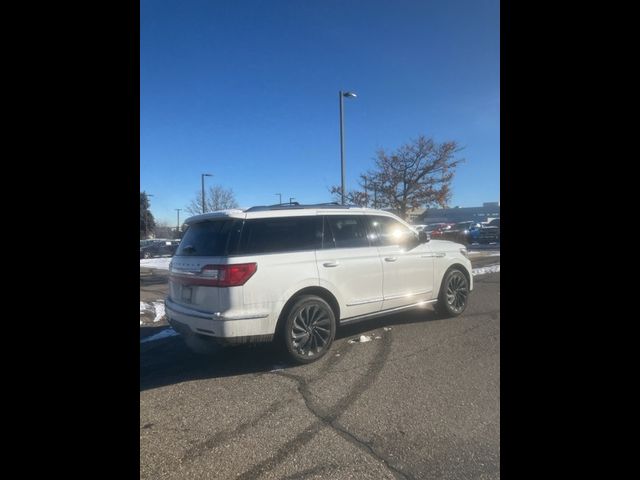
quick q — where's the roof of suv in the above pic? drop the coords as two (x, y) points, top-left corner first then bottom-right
(184, 203), (403, 224)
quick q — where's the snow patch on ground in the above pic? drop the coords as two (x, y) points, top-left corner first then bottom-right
(269, 363), (288, 372)
(348, 335), (373, 344)
(152, 301), (165, 322)
(472, 264), (500, 276)
(140, 257), (171, 270)
(140, 328), (179, 344)
(140, 300), (166, 326)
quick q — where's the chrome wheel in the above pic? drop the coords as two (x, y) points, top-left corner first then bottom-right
(291, 304), (332, 357)
(445, 271), (469, 314)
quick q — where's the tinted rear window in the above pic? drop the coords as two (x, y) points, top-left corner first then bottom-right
(175, 219), (243, 256)
(238, 216), (321, 254)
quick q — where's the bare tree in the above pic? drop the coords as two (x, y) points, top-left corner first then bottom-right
(330, 136), (464, 219)
(185, 185), (239, 216)
(154, 221), (174, 239)
(372, 136), (463, 219)
(328, 185), (371, 207)
(140, 191), (155, 239)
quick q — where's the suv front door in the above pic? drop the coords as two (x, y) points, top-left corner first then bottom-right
(368, 215), (434, 310)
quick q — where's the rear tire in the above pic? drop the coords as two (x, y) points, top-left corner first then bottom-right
(434, 268), (470, 318)
(281, 295), (336, 364)
(143, 251), (152, 259)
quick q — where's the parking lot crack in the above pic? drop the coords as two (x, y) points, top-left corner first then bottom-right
(273, 334), (413, 480)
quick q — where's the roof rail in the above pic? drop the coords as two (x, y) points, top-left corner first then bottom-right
(244, 202), (357, 212)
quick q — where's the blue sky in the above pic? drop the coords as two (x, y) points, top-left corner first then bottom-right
(141, 0), (499, 225)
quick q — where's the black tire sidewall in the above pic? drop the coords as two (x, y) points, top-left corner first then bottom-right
(282, 295), (336, 364)
(436, 268), (469, 317)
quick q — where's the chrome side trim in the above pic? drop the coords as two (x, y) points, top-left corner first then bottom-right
(383, 289), (432, 301)
(340, 299), (437, 325)
(420, 252), (446, 258)
(346, 297), (384, 307)
(212, 312), (270, 320)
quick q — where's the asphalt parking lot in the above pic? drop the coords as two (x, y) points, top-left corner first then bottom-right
(140, 254), (500, 479)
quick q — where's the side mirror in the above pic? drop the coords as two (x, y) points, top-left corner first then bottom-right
(418, 231), (430, 243)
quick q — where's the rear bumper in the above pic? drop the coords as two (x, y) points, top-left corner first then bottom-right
(164, 298), (275, 343)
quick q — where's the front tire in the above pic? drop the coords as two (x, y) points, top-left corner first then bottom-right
(282, 295), (336, 364)
(434, 268), (470, 317)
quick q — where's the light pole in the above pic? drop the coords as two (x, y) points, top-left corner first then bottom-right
(289, 197), (295, 205)
(339, 90), (357, 205)
(175, 208), (181, 236)
(201, 173), (212, 213)
(275, 193), (282, 205)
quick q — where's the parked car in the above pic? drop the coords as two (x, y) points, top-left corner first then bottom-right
(140, 239), (180, 259)
(426, 223), (451, 238)
(165, 204), (473, 364)
(469, 218), (500, 244)
(441, 221), (482, 244)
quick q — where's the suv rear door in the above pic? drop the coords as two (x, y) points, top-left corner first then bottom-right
(316, 214), (384, 320)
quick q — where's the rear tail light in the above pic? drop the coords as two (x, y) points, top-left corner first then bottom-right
(170, 263), (257, 287)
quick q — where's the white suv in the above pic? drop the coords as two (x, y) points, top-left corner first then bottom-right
(165, 204), (472, 364)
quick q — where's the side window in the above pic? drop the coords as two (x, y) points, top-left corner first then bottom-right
(238, 216), (322, 254)
(321, 216), (335, 249)
(324, 215), (370, 249)
(369, 215), (416, 246)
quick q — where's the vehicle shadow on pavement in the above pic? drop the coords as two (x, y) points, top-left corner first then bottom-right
(139, 307), (444, 392)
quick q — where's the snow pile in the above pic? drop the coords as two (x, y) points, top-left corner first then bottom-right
(140, 328), (179, 344)
(140, 257), (171, 270)
(472, 264), (500, 276)
(152, 301), (165, 323)
(140, 300), (166, 326)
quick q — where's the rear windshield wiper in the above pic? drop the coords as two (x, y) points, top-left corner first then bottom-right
(181, 245), (196, 254)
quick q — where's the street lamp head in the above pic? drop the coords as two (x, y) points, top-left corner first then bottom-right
(343, 92), (357, 98)
(202, 173), (212, 177)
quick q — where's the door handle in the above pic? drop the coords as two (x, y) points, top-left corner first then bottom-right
(384, 257), (398, 262)
(323, 261), (339, 268)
